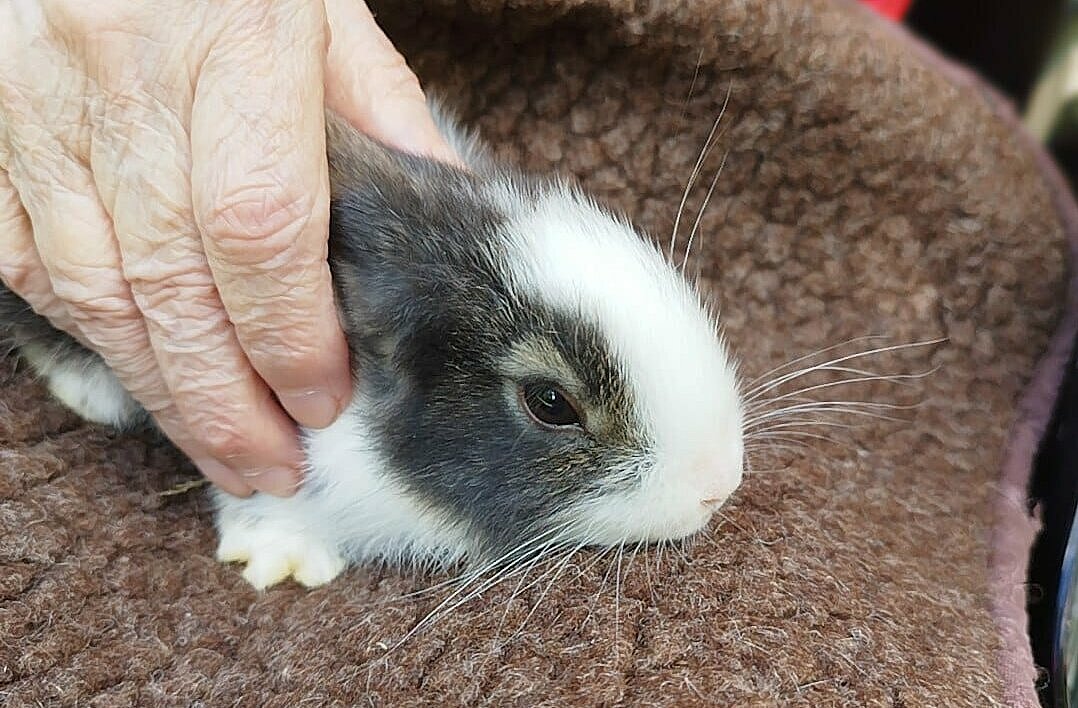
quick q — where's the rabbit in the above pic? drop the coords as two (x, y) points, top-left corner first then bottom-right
(0, 100), (745, 589)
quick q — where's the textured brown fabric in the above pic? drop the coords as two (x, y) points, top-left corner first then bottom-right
(1, 1), (1072, 705)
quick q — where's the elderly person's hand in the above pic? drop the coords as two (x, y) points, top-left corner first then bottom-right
(0, 0), (457, 497)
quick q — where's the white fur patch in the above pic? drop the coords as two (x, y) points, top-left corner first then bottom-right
(22, 345), (139, 427)
(213, 397), (472, 589)
(495, 182), (745, 545)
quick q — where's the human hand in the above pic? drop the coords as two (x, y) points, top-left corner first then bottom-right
(0, 0), (457, 496)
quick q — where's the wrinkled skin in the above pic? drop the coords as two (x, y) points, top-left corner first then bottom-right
(0, 0), (458, 496)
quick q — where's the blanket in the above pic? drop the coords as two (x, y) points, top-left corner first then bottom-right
(2, 1), (1073, 704)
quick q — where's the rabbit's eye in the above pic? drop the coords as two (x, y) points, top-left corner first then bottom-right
(519, 381), (583, 429)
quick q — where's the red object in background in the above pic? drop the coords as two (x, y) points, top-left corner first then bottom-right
(858, 0), (914, 20)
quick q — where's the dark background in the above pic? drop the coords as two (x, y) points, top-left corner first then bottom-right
(908, 1), (1065, 105)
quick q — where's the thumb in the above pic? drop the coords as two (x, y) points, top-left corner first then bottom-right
(323, 0), (461, 165)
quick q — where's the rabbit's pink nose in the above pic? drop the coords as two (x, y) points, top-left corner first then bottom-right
(694, 457), (742, 509)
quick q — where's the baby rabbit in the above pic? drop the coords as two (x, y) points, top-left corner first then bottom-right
(0, 102), (744, 589)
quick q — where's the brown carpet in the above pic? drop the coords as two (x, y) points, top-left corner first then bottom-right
(1, 1), (1073, 705)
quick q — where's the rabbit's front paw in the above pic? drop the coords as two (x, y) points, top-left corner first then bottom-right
(216, 516), (346, 590)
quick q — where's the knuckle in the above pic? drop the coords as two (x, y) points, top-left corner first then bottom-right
(127, 263), (217, 314)
(49, 270), (135, 320)
(201, 183), (319, 268)
(172, 371), (273, 464)
(247, 339), (323, 381)
(49, 290), (150, 364)
(227, 292), (333, 360)
(197, 414), (256, 462)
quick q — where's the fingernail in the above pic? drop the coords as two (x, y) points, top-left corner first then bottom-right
(193, 458), (253, 497)
(241, 466), (301, 497)
(279, 389), (341, 429)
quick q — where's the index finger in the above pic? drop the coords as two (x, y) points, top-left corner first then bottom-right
(191, 0), (352, 430)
